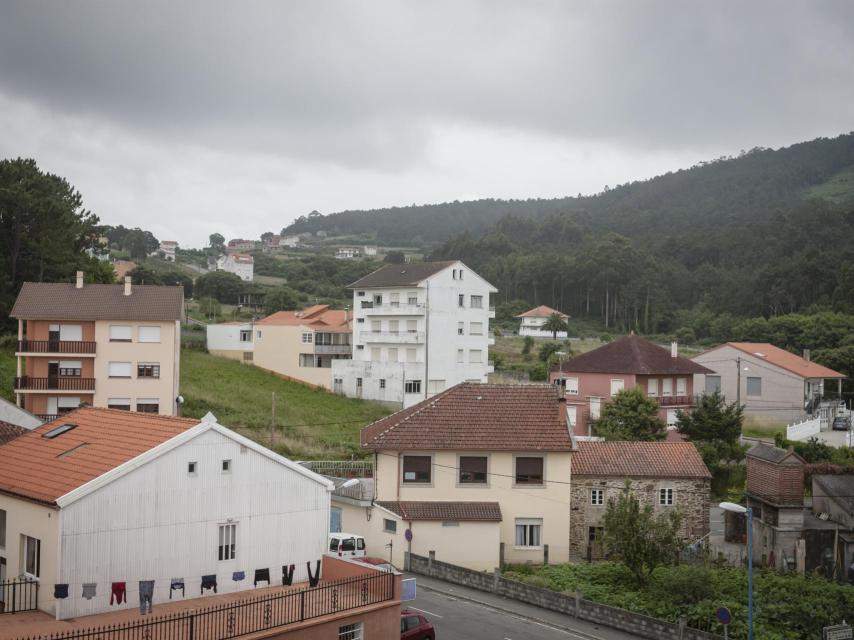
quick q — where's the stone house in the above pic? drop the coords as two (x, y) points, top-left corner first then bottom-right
(569, 441), (711, 561)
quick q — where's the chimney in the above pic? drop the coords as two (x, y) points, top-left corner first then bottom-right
(803, 349), (811, 362)
(124, 276), (132, 296)
(671, 340), (678, 358)
(75, 271), (84, 289)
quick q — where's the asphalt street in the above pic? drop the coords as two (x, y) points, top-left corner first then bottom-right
(407, 575), (644, 640)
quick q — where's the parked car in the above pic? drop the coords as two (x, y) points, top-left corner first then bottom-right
(832, 416), (852, 431)
(401, 609), (435, 639)
(328, 533), (366, 558)
(355, 556), (397, 572)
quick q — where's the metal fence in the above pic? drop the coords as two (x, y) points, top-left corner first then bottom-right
(25, 571), (394, 640)
(1, 579), (39, 614)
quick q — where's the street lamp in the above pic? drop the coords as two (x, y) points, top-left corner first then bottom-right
(720, 502), (753, 640)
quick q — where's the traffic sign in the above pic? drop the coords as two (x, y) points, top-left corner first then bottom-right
(716, 607), (732, 626)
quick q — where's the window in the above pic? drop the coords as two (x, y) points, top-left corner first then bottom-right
(457, 349), (464, 363)
(301, 332), (313, 343)
(138, 326), (161, 343)
(370, 320), (381, 333)
(514, 519), (542, 548)
(666, 409), (678, 426)
(109, 325), (132, 342)
(0, 508), (5, 548)
(58, 324), (82, 341)
(188, 461), (197, 475)
(564, 377), (579, 395)
(590, 488), (604, 506)
(370, 347), (381, 360)
(373, 294), (382, 306)
(356, 345), (364, 350)
(442, 521), (460, 527)
(470, 321), (483, 335)
(338, 623), (363, 640)
(662, 378), (673, 395)
(43, 423), (77, 439)
(407, 292), (418, 305)
(705, 375), (721, 393)
(401, 616), (421, 633)
(356, 318), (364, 324)
(22, 535), (40, 577)
(458, 294), (464, 307)
(107, 398), (131, 411)
(747, 376), (762, 397)
(136, 399), (159, 413)
(218, 523), (237, 561)
(137, 363), (160, 378)
(58, 361), (82, 377)
(459, 456), (487, 484)
(676, 377), (687, 395)
(356, 377), (363, 388)
(404, 379), (422, 394)
(222, 459), (231, 473)
(379, 379), (386, 389)
(299, 354), (315, 367)
(659, 488), (674, 506)
(567, 405), (577, 426)
(610, 379), (625, 397)
(452, 269), (457, 279)
(388, 347), (398, 362)
(243, 351), (253, 362)
(469, 349), (482, 363)
(240, 330), (252, 342)
(256, 330), (262, 339)
(390, 292), (400, 306)
(458, 321), (465, 335)
(383, 519), (397, 533)
(515, 457), (544, 485)
(427, 379), (445, 394)
(470, 295), (483, 309)
(459, 270), (463, 280)
(402, 455), (431, 483)
(357, 291), (365, 297)
(406, 319), (417, 333)
(389, 320), (399, 334)
(406, 348), (416, 363)
(590, 397), (601, 420)
(647, 378), (658, 396)
(108, 361), (132, 378)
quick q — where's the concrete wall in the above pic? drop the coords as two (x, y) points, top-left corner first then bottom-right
(374, 449), (571, 564)
(254, 325), (339, 390)
(569, 477), (710, 561)
(206, 323), (253, 362)
(0, 495), (60, 615)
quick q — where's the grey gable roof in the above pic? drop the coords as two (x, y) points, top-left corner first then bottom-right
(347, 261), (457, 288)
(746, 442), (805, 464)
(11, 282), (184, 321)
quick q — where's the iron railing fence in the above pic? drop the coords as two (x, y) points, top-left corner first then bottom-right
(0, 579), (39, 614)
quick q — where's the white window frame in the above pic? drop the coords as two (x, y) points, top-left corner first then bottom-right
(301, 332), (313, 343)
(662, 378), (673, 395)
(404, 379), (422, 394)
(705, 375), (722, 394)
(514, 518), (542, 549)
(647, 378), (658, 397)
(222, 459), (231, 473)
(107, 397), (131, 410)
(567, 405), (577, 426)
(109, 324), (132, 342)
(610, 378), (625, 397)
(188, 461), (198, 476)
(676, 377), (687, 396)
(458, 321), (465, 335)
(590, 397), (602, 420)
(383, 518), (397, 533)
(469, 321), (483, 335)
(22, 534), (40, 578)
(138, 325), (161, 343)
(590, 488), (604, 506)
(108, 361), (132, 378)
(135, 398), (159, 413)
(457, 349), (464, 363)
(218, 523), (237, 561)
(746, 376), (762, 397)
(564, 377), (579, 395)
(338, 623), (363, 640)
(470, 295), (483, 309)
(659, 487), (675, 506)
(469, 349), (483, 364)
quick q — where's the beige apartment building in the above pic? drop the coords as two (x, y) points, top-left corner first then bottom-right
(10, 272), (183, 417)
(224, 304), (351, 389)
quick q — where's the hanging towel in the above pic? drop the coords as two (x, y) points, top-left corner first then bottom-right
(201, 574), (217, 594)
(253, 568), (270, 587)
(232, 571), (245, 582)
(282, 564), (295, 586)
(169, 578), (185, 599)
(82, 583), (97, 600)
(53, 584), (69, 599)
(139, 580), (154, 615)
(110, 581), (127, 605)
(306, 560), (321, 588)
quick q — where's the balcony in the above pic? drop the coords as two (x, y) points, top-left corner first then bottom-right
(15, 376), (96, 392)
(360, 302), (426, 316)
(17, 340), (96, 355)
(314, 344), (352, 355)
(360, 330), (425, 344)
(655, 394), (695, 406)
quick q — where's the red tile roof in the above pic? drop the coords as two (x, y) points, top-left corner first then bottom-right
(361, 383), (574, 451)
(256, 304), (351, 332)
(516, 305), (569, 319)
(0, 421), (28, 446)
(0, 407), (198, 505)
(11, 282), (183, 321)
(571, 441), (711, 479)
(721, 342), (844, 379)
(376, 501), (502, 521)
(553, 334), (712, 375)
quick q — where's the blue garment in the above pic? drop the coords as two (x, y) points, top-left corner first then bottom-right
(139, 580), (154, 614)
(232, 571), (245, 582)
(54, 584), (69, 599)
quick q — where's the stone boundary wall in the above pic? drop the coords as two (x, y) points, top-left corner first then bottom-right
(406, 552), (723, 640)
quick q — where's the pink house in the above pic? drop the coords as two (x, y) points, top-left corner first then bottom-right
(549, 334), (713, 437)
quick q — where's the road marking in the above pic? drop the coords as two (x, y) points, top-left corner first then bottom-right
(409, 606), (443, 618)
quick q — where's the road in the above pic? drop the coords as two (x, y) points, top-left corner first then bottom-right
(407, 576), (643, 640)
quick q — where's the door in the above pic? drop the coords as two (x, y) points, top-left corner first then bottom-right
(0, 557), (5, 612)
(47, 397), (58, 416)
(48, 324), (60, 349)
(590, 397), (601, 420)
(330, 507), (342, 533)
(47, 362), (59, 387)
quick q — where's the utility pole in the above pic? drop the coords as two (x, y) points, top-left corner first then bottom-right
(736, 356), (741, 406)
(270, 391), (276, 448)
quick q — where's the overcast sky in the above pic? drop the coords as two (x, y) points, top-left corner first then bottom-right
(1, 1), (853, 247)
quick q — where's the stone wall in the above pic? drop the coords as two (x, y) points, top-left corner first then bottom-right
(570, 477), (710, 561)
(407, 552), (723, 640)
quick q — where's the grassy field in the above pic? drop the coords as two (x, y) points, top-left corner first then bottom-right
(180, 350), (391, 459)
(491, 335), (603, 374)
(0, 342), (15, 403)
(804, 164), (854, 206)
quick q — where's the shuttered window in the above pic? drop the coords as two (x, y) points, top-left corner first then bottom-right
(138, 326), (161, 343)
(108, 362), (132, 378)
(109, 325), (132, 342)
(515, 457), (544, 485)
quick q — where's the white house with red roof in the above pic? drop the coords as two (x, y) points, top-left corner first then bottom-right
(0, 407), (332, 619)
(216, 253), (254, 282)
(692, 342), (847, 426)
(515, 305), (570, 337)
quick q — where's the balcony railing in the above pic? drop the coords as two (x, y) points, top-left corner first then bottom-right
(36, 414), (58, 423)
(360, 302), (426, 315)
(17, 340), (96, 354)
(360, 330), (424, 343)
(15, 377), (95, 391)
(655, 394), (694, 406)
(314, 344), (353, 355)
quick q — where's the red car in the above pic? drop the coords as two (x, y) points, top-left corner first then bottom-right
(401, 609), (435, 639)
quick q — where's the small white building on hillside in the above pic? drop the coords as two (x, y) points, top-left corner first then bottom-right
(217, 253), (254, 282)
(206, 322), (255, 362)
(0, 407), (332, 620)
(331, 260), (496, 409)
(159, 240), (178, 262)
(516, 305), (569, 337)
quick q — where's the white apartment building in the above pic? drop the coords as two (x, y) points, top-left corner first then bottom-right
(217, 253), (254, 282)
(331, 260), (496, 408)
(159, 240), (178, 262)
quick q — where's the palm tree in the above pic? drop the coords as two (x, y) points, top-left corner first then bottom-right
(542, 312), (569, 339)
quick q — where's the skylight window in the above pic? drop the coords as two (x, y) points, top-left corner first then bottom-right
(42, 423), (77, 439)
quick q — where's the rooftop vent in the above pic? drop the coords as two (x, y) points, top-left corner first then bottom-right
(43, 423), (77, 439)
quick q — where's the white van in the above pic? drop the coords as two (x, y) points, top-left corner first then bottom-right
(329, 533), (366, 558)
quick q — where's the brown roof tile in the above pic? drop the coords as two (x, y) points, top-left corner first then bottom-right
(347, 261), (457, 288)
(361, 383), (574, 451)
(516, 305), (569, 319)
(572, 441), (711, 479)
(0, 407), (198, 505)
(256, 305), (351, 332)
(11, 282), (183, 321)
(376, 501), (502, 521)
(0, 421), (28, 446)
(724, 342), (844, 379)
(553, 335), (712, 375)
